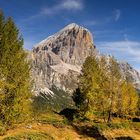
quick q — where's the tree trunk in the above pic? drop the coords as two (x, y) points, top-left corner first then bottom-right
(101, 100), (106, 123)
(107, 93), (114, 124)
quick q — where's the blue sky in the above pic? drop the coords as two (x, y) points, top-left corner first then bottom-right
(0, 0), (140, 72)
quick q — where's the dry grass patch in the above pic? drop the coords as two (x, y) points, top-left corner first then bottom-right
(103, 129), (140, 140)
(0, 123), (94, 140)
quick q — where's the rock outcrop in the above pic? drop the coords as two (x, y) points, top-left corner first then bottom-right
(119, 62), (140, 90)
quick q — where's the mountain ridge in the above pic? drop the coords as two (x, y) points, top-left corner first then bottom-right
(33, 23), (92, 49)
(28, 23), (140, 108)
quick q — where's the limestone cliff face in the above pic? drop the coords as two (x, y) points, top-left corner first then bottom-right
(119, 62), (140, 90)
(33, 23), (95, 65)
(29, 23), (140, 98)
(31, 23), (97, 94)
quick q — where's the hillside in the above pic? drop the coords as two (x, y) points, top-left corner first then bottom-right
(0, 112), (140, 140)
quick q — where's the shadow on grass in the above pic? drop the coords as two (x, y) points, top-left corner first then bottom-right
(115, 136), (134, 140)
(72, 124), (107, 140)
(59, 108), (78, 121)
(57, 108), (107, 139)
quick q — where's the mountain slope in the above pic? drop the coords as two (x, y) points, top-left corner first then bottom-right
(30, 23), (98, 95)
(29, 23), (140, 109)
(119, 62), (140, 90)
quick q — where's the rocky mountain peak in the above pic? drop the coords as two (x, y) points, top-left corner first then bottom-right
(32, 23), (96, 65)
(59, 23), (82, 32)
(29, 23), (140, 104)
(31, 23), (97, 95)
(59, 23), (91, 36)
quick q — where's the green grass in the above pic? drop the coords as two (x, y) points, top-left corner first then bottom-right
(92, 120), (140, 132)
(109, 122), (130, 129)
(33, 111), (70, 129)
(3, 132), (54, 140)
(32, 86), (75, 114)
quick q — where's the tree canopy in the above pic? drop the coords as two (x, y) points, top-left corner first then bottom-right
(73, 55), (139, 123)
(0, 11), (32, 126)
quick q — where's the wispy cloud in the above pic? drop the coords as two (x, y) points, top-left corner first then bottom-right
(41, 0), (83, 15)
(94, 29), (125, 36)
(83, 17), (113, 27)
(97, 40), (140, 72)
(97, 40), (140, 57)
(17, 0), (84, 23)
(84, 9), (121, 27)
(113, 9), (121, 21)
(83, 20), (97, 26)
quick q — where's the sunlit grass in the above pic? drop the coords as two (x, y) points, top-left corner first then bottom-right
(3, 132), (54, 140)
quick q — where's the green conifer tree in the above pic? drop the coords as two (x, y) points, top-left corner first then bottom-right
(75, 56), (101, 118)
(73, 55), (139, 123)
(0, 13), (31, 126)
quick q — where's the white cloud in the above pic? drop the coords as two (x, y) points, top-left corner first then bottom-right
(97, 40), (140, 62)
(114, 9), (121, 21)
(62, 0), (83, 10)
(97, 41), (140, 54)
(42, 0), (83, 15)
(97, 40), (140, 72)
